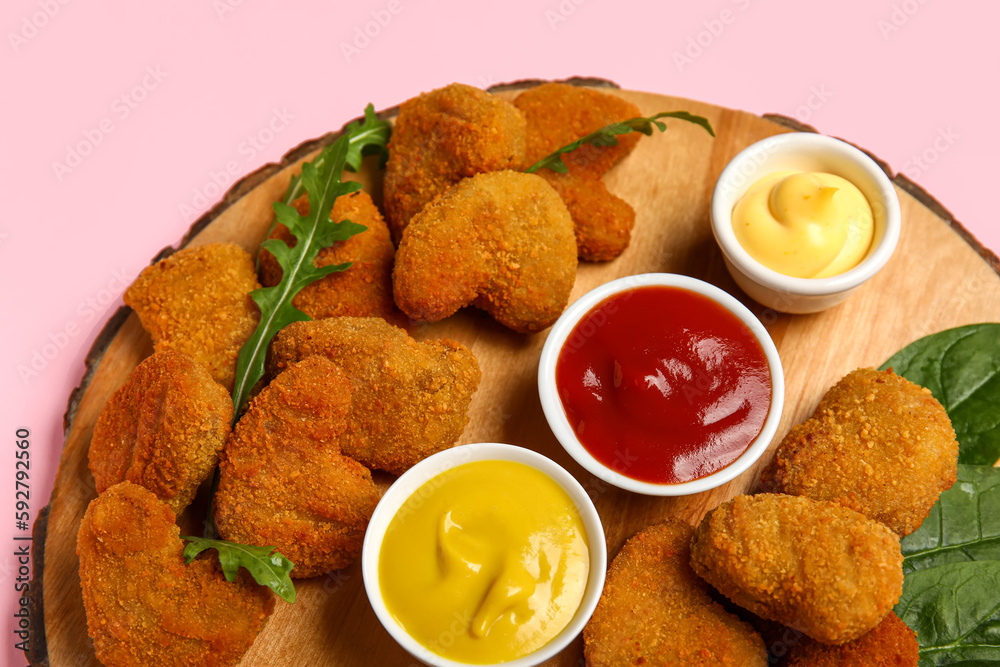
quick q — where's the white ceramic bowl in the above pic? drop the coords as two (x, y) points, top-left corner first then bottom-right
(711, 132), (901, 314)
(361, 442), (607, 667)
(538, 273), (784, 496)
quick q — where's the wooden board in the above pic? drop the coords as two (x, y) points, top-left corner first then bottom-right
(30, 80), (1000, 666)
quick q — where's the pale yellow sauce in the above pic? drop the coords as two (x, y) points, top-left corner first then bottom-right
(379, 460), (589, 664)
(732, 170), (874, 278)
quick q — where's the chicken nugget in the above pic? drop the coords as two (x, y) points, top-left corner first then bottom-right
(89, 350), (232, 514)
(77, 482), (274, 667)
(784, 611), (918, 666)
(124, 242), (261, 392)
(393, 170), (577, 333)
(584, 519), (767, 666)
(258, 190), (405, 327)
(689, 494), (903, 645)
(268, 317), (481, 474)
(537, 170), (636, 261)
(514, 82), (641, 178)
(515, 83), (642, 262)
(215, 356), (379, 577)
(758, 367), (958, 536)
(383, 82), (527, 241)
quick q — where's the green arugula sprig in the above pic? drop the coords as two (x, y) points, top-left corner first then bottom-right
(195, 105), (389, 604)
(183, 537), (296, 604)
(282, 103), (390, 205)
(524, 111), (715, 175)
(232, 108), (390, 418)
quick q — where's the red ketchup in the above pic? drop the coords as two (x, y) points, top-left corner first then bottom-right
(555, 286), (772, 484)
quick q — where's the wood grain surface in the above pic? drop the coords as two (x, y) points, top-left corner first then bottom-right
(32, 83), (1000, 667)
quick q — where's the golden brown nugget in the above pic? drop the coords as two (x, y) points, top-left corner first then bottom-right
(759, 367), (958, 536)
(258, 190), (405, 327)
(785, 611), (919, 666)
(584, 519), (767, 666)
(515, 83), (642, 261)
(383, 82), (527, 241)
(538, 170), (636, 261)
(215, 356), (380, 577)
(393, 170), (577, 333)
(78, 482), (274, 667)
(689, 494), (903, 645)
(89, 350), (232, 514)
(125, 242), (261, 392)
(268, 317), (481, 474)
(514, 82), (641, 177)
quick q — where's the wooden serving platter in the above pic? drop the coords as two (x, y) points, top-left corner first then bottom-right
(29, 79), (1000, 666)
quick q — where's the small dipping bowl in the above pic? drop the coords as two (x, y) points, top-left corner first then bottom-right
(362, 442), (607, 667)
(538, 273), (784, 496)
(711, 132), (901, 314)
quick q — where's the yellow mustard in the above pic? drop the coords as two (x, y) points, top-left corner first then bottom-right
(379, 459), (589, 664)
(732, 170), (874, 278)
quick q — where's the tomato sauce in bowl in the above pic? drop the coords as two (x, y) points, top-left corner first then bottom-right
(538, 274), (784, 496)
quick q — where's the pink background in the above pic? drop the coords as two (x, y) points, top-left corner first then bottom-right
(2, 0), (997, 663)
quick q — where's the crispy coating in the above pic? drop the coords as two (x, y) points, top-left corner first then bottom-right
(538, 170), (636, 261)
(514, 83), (641, 262)
(215, 356), (379, 577)
(392, 170), (577, 333)
(785, 611), (919, 666)
(89, 350), (232, 514)
(584, 519), (767, 666)
(383, 82), (527, 241)
(514, 82), (641, 178)
(268, 317), (481, 474)
(124, 242), (261, 392)
(77, 482), (274, 667)
(758, 368), (958, 536)
(258, 190), (405, 327)
(689, 494), (903, 645)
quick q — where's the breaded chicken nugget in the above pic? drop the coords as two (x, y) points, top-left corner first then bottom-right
(383, 82), (527, 241)
(258, 190), (405, 327)
(758, 368), (958, 536)
(89, 350), (232, 514)
(393, 170), (577, 333)
(584, 519), (767, 666)
(78, 482), (274, 667)
(785, 611), (918, 666)
(514, 82), (641, 178)
(268, 317), (481, 474)
(689, 494), (903, 645)
(125, 242), (261, 392)
(215, 356), (380, 577)
(514, 83), (643, 262)
(537, 170), (636, 261)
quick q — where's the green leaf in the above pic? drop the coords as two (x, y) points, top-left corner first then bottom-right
(232, 131), (369, 417)
(182, 536), (296, 604)
(282, 103), (390, 205)
(880, 323), (1000, 465)
(902, 465), (1000, 574)
(895, 560), (1000, 665)
(524, 111), (715, 174)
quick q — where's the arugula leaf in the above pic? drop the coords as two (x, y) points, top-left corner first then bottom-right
(902, 465), (1000, 574)
(282, 103), (390, 205)
(182, 536), (296, 604)
(880, 323), (1000, 465)
(894, 560), (1000, 665)
(524, 111), (715, 174)
(232, 135), (368, 417)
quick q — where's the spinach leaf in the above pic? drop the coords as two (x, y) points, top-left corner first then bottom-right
(902, 465), (1000, 574)
(895, 560), (1000, 665)
(880, 323), (1000, 465)
(182, 536), (296, 603)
